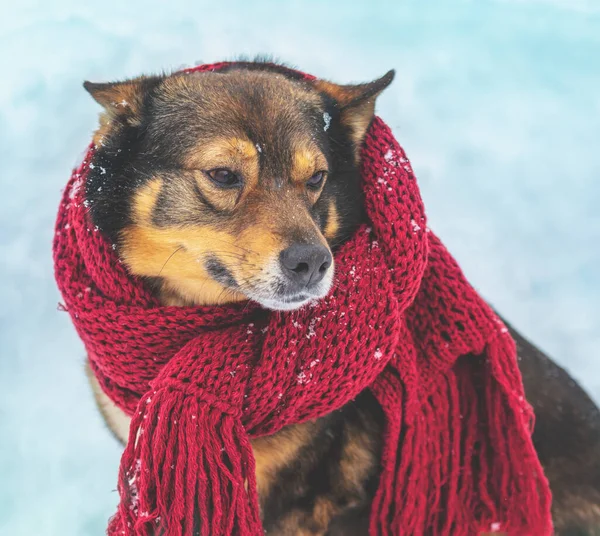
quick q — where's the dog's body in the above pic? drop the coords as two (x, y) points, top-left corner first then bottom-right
(82, 61), (600, 535)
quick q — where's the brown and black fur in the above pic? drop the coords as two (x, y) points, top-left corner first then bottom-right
(82, 60), (600, 535)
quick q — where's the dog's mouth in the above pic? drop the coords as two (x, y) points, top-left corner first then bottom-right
(204, 254), (334, 311)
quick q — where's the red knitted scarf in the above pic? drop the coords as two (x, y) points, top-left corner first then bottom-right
(54, 64), (552, 536)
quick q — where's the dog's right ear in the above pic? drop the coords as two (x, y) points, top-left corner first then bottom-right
(313, 70), (395, 154)
(83, 76), (162, 125)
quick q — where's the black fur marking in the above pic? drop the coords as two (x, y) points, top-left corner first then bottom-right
(86, 76), (164, 243)
(313, 98), (365, 248)
(204, 256), (238, 289)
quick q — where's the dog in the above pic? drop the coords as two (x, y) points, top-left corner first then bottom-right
(81, 60), (600, 535)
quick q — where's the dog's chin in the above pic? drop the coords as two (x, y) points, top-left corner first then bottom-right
(246, 280), (333, 312)
(254, 295), (319, 312)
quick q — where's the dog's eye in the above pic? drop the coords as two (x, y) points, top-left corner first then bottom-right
(307, 171), (326, 190)
(206, 168), (242, 188)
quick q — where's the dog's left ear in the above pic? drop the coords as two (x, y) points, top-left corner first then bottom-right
(83, 76), (162, 125)
(313, 69), (395, 150)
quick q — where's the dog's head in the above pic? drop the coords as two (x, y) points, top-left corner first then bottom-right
(84, 62), (393, 310)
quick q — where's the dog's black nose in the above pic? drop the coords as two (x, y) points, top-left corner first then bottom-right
(280, 244), (332, 287)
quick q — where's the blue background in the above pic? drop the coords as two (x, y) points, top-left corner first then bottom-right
(1, 1), (599, 534)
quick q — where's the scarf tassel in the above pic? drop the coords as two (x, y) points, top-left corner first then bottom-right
(370, 338), (553, 535)
(107, 385), (261, 536)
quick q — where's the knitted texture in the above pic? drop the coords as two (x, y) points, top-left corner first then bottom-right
(53, 63), (552, 536)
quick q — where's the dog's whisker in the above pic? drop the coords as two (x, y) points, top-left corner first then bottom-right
(157, 246), (185, 277)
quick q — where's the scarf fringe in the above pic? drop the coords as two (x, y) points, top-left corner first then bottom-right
(370, 336), (553, 536)
(108, 385), (261, 536)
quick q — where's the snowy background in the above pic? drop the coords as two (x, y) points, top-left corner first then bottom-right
(1, 1), (599, 534)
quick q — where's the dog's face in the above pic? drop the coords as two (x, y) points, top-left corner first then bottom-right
(84, 62), (393, 310)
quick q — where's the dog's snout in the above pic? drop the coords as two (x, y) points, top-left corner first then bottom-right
(280, 244), (332, 287)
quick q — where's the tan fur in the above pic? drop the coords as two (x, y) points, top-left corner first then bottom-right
(291, 147), (328, 183)
(131, 178), (162, 221)
(340, 101), (377, 149)
(119, 225), (248, 305)
(86, 362), (131, 443)
(252, 423), (317, 499)
(324, 202), (340, 240)
(338, 429), (377, 496)
(312, 498), (339, 533)
(184, 137), (259, 170)
(272, 498), (339, 536)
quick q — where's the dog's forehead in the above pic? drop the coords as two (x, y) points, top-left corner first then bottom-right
(158, 72), (322, 133)
(150, 70), (330, 172)
(160, 71), (320, 115)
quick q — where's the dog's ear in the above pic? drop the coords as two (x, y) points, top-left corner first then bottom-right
(313, 70), (395, 150)
(83, 76), (162, 125)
